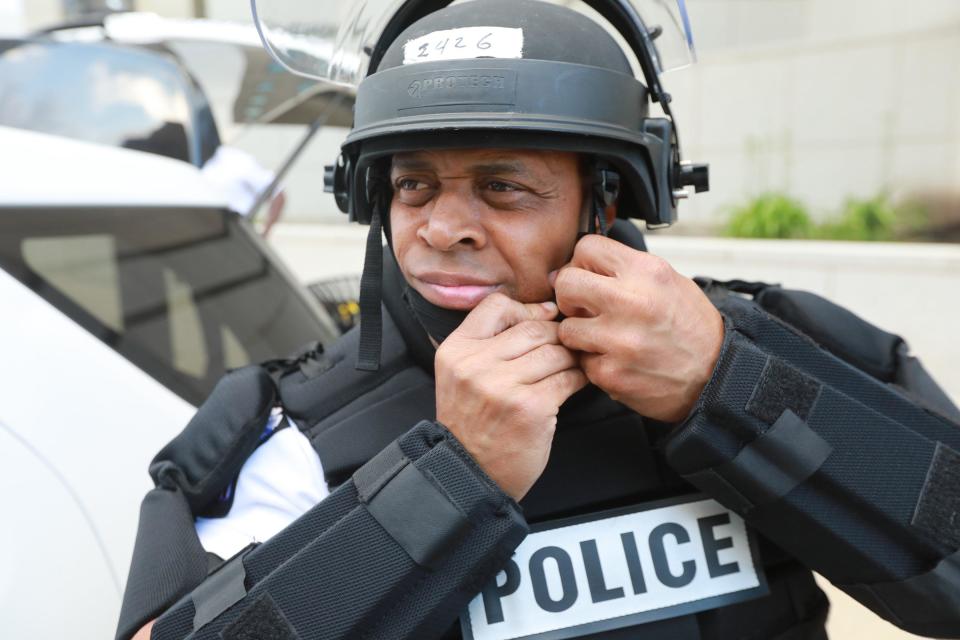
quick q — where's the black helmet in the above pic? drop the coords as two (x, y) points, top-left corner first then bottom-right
(326, 0), (708, 230)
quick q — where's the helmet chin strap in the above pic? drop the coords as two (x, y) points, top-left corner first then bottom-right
(355, 164), (621, 370)
(356, 207), (467, 370)
(589, 163), (621, 236)
(356, 203), (386, 371)
(356, 163), (393, 371)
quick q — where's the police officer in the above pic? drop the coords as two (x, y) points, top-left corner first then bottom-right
(119, 1), (960, 639)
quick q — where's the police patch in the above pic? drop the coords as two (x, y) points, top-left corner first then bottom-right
(461, 496), (767, 640)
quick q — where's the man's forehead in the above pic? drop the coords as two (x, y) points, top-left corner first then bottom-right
(391, 148), (572, 172)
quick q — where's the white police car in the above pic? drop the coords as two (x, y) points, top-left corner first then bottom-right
(0, 125), (339, 639)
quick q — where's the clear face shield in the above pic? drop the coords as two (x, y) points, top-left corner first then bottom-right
(250, 0), (696, 89)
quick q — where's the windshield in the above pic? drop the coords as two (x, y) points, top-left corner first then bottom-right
(0, 206), (337, 405)
(251, 0), (696, 87)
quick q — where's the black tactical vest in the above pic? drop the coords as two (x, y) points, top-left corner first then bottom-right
(121, 228), (834, 640)
(266, 253), (829, 640)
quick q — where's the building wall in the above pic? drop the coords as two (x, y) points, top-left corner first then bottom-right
(670, 0), (960, 227)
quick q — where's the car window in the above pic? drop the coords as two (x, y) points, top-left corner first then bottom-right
(0, 39), (217, 166)
(0, 206), (337, 405)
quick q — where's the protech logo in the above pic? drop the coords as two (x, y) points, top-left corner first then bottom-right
(407, 74), (506, 98)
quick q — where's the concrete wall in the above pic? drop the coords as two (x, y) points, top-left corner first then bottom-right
(671, 0), (960, 226)
(268, 224), (960, 640)
(650, 235), (960, 401)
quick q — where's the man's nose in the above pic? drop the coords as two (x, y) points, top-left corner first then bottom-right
(417, 188), (486, 251)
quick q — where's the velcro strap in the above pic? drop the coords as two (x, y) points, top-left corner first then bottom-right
(353, 440), (408, 503)
(192, 544), (254, 630)
(352, 432), (472, 569)
(221, 594), (300, 640)
(367, 452), (471, 569)
(685, 410), (832, 513)
(746, 357), (821, 424)
(912, 441), (960, 548)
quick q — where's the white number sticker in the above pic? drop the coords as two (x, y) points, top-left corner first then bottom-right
(403, 27), (523, 65)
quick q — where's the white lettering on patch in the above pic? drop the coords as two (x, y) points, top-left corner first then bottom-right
(403, 27), (523, 65)
(461, 497), (767, 640)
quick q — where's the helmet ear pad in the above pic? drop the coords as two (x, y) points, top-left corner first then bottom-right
(345, 157), (391, 226)
(605, 152), (660, 224)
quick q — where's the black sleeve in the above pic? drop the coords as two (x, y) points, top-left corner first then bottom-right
(116, 366), (279, 640)
(150, 420), (527, 640)
(664, 289), (960, 638)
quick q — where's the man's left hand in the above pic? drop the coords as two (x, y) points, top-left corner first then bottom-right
(552, 234), (724, 422)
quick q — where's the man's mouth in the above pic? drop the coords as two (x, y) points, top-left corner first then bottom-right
(412, 272), (499, 309)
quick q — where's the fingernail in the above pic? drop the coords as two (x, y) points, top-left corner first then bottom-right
(548, 270), (558, 286)
(541, 301), (557, 313)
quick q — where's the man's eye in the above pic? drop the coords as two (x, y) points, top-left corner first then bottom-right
(486, 180), (518, 193)
(397, 178), (428, 191)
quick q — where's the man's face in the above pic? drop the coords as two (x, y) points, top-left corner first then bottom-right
(389, 148), (584, 310)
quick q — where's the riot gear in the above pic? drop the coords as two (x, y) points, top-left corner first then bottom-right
(114, 2), (960, 640)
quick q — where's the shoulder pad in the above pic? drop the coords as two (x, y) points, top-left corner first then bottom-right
(278, 305), (420, 426)
(150, 365), (277, 513)
(754, 286), (902, 382)
(698, 277), (903, 382)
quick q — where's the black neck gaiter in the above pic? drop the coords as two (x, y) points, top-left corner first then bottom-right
(401, 284), (470, 345)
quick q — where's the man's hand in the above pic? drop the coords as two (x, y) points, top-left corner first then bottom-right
(552, 235), (723, 423)
(435, 293), (588, 500)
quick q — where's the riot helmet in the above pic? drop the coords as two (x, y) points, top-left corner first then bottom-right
(253, 0), (709, 368)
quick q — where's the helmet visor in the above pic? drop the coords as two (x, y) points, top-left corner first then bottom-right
(630, 0), (696, 72)
(250, 0), (696, 87)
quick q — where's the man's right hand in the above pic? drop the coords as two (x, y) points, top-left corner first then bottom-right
(435, 293), (588, 501)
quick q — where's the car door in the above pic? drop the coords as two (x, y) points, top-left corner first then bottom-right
(0, 202), (337, 639)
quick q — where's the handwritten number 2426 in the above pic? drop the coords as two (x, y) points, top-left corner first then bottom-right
(418, 33), (493, 57)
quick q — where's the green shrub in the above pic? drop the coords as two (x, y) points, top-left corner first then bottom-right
(816, 195), (896, 241)
(890, 197), (934, 240)
(724, 193), (910, 241)
(725, 193), (813, 239)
